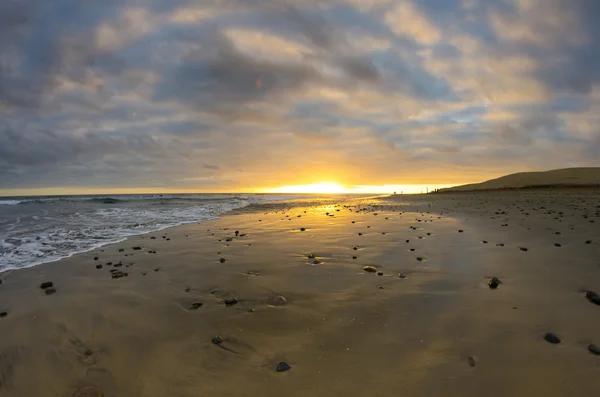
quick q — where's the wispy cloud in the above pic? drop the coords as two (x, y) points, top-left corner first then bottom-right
(1, 0), (599, 192)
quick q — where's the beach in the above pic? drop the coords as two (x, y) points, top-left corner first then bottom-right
(1, 190), (599, 397)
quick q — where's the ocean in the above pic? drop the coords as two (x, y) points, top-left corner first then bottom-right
(0, 193), (297, 272)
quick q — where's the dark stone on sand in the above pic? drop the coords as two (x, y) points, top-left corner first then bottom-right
(554, 243), (561, 247)
(353, 246), (358, 250)
(189, 302), (203, 310)
(377, 271), (383, 276)
(307, 253), (316, 259)
(300, 228), (306, 231)
(313, 259), (322, 265)
(212, 336), (224, 345)
(225, 237), (232, 242)
(585, 291), (600, 305)
(113, 263), (122, 267)
(224, 298), (238, 306)
(585, 240), (592, 244)
(468, 356), (476, 367)
(111, 271), (127, 279)
(166, 238), (171, 241)
(482, 241), (488, 244)
(73, 385), (103, 397)
(273, 295), (287, 305)
(488, 277), (500, 289)
(118, 248), (124, 252)
(0, 312), (7, 318)
(248, 308), (255, 313)
(106, 262), (112, 266)
(358, 233), (362, 236)
(45, 287), (56, 295)
(352, 256), (357, 259)
(220, 258), (226, 263)
(496, 243), (504, 247)
(399, 273), (406, 279)
(96, 264), (102, 269)
(93, 257), (98, 261)
(352, 221), (355, 223)
(416, 257), (423, 261)
(235, 231), (239, 236)
(40, 282), (53, 289)
(406, 240), (409, 243)
(458, 230), (464, 233)
(142, 273), (147, 276)
(151, 236), (156, 239)
(363, 266), (377, 273)
(519, 247), (528, 251)
(154, 268), (160, 272)
(276, 361), (291, 372)
(543, 332), (561, 344)
(588, 344), (600, 356)
(410, 248), (415, 251)
(84, 349), (93, 356)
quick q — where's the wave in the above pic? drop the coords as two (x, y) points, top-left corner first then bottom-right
(0, 200), (22, 205)
(3, 194), (263, 206)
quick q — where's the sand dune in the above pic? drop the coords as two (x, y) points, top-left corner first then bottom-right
(439, 167), (600, 192)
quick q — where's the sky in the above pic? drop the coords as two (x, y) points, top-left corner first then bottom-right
(1, 0), (599, 195)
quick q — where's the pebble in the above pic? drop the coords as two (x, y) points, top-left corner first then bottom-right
(73, 385), (103, 397)
(468, 356), (476, 367)
(0, 312), (7, 318)
(377, 272), (383, 276)
(212, 336), (224, 345)
(96, 264), (103, 269)
(585, 291), (600, 305)
(224, 298), (239, 306)
(488, 277), (500, 289)
(276, 361), (292, 372)
(519, 247), (528, 251)
(588, 344), (600, 356)
(273, 295), (287, 305)
(132, 247), (142, 250)
(353, 246), (358, 250)
(543, 332), (561, 344)
(482, 241), (488, 244)
(313, 259), (322, 265)
(363, 266), (377, 273)
(585, 240), (592, 244)
(458, 230), (464, 233)
(220, 258), (226, 263)
(93, 257), (98, 261)
(189, 302), (203, 310)
(496, 243), (504, 247)
(40, 282), (53, 289)
(416, 257), (423, 261)
(554, 243), (561, 247)
(398, 273), (406, 279)
(118, 248), (124, 252)
(352, 256), (357, 259)
(300, 228), (306, 231)
(307, 253), (316, 259)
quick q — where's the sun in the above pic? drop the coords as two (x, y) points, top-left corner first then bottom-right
(265, 182), (347, 194)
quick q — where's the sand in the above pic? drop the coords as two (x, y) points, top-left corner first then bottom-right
(0, 190), (599, 397)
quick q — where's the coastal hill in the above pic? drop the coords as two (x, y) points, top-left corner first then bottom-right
(437, 167), (600, 192)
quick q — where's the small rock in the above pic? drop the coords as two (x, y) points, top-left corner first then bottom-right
(585, 291), (600, 305)
(118, 248), (124, 252)
(307, 253), (316, 259)
(132, 247), (141, 250)
(0, 312), (7, 318)
(40, 282), (53, 289)
(358, 233), (362, 236)
(416, 257), (423, 261)
(93, 257), (98, 261)
(225, 237), (232, 242)
(353, 246), (358, 250)
(352, 256), (357, 259)
(554, 243), (561, 247)
(276, 361), (291, 372)
(458, 230), (464, 233)
(235, 231), (239, 236)
(111, 271), (127, 279)
(496, 243), (504, 247)
(300, 228), (306, 231)
(519, 247), (528, 251)
(189, 302), (203, 310)
(219, 258), (226, 263)
(377, 271), (383, 276)
(96, 264), (102, 269)
(588, 344), (600, 356)
(154, 268), (160, 272)
(247, 308), (255, 313)
(543, 332), (561, 344)
(399, 273), (406, 279)
(151, 236), (156, 239)
(482, 241), (488, 244)
(45, 287), (57, 295)
(83, 349), (93, 356)
(212, 336), (224, 345)
(224, 298), (238, 306)
(468, 356), (476, 367)
(312, 259), (322, 265)
(73, 385), (103, 397)
(363, 266), (377, 273)
(488, 277), (500, 289)
(585, 240), (592, 244)
(273, 295), (287, 305)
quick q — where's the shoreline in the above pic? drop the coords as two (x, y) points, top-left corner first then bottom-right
(0, 190), (599, 396)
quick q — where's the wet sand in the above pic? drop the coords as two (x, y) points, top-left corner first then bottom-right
(0, 190), (599, 397)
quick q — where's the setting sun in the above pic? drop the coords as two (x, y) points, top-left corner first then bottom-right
(265, 182), (347, 194)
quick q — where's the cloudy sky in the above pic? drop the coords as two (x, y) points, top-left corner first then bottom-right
(1, 0), (599, 194)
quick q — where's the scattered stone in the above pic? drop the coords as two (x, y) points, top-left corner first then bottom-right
(224, 298), (238, 306)
(488, 277), (500, 289)
(352, 256), (357, 259)
(113, 263), (122, 267)
(154, 268), (160, 272)
(118, 248), (124, 252)
(363, 266), (377, 273)
(96, 264), (102, 269)
(399, 273), (406, 279)
(468, 356), (476, 368)
(410, 248), (415, 251)
(273, 295), (287, 305)
(73, 385), (103, 397)
(225, 237), (232, 242)
(235, 231), (239, 236)
(482, 241), (488, 244)
(132, 246), (141, 250)
(458, 230), (464, 233)
(300, 228), (306, 231)
(406, 240), (410, 243)
(276, 361), (291, 372)
(212, 336), (224, 345)
(358, 233), (362, 236)
(554, 243), (561, 247)
(151, 236), (156, 239)
(142, 273), (147, 276)
(496, 243), (504, 247)
(93, 257), (98, 261)
(312, 259), (322, 265)
(247, 308), (255, 313)
(585, 291), (600, 305)
(0, 312), (7, 318)
(585, 240), (592, 244)
(543, 332), (561, 344)
(220, 258), (226, 263)
(377, 271), (383, 276)
(184, 288), (191, 292)
(111, 271), (127, 279)
(588, 344), (600, 356)
(40, 282), (53, 290)
(353, 246), (358, 250)
(519, 247), (528, 252)
(416, 257), (423, 261)
(189, 302), (203, 310)
(106, 262), (112, 266)
(307, 253), (316, 259)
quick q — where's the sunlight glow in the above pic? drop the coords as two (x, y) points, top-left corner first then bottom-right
(266, 182), (347, 194)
